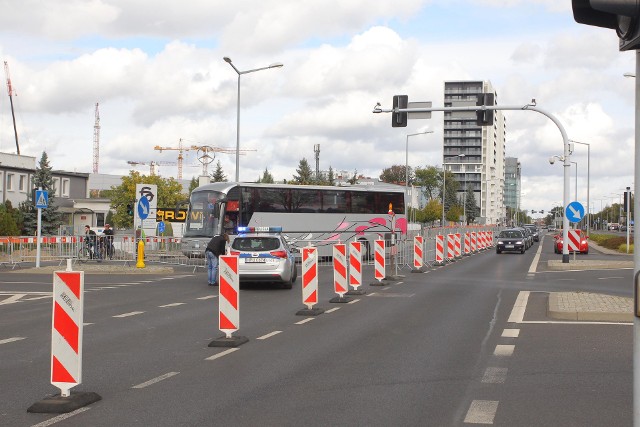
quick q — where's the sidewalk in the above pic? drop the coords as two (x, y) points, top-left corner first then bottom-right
(547, 240), (633, 271)
(548, 292), (633, 322)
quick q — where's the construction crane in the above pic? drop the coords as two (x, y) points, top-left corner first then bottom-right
(127, 160), (177, 176)
(4, 61), (20, 154)
(154, 139), (255, 179)
(93, 103), (100, 174)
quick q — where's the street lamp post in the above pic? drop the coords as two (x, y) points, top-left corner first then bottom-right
(570, 140), (590, 235)
(405, 130), (433, 220)
(223, 57), (283, 182)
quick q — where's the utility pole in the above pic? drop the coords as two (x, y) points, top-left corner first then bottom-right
(314, 144), (320, 181)
(93, 103), (100, 174)
(4, 61), (20, 155)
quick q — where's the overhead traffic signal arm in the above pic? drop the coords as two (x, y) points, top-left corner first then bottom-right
(392, 95), (408, 127)
(476, 93), (495, 126)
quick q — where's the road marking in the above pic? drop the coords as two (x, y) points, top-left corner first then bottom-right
(464, 400), (499, 424)
(528, 239), (544, 274)
(494, 344), (515, 357)
(206, 348), (239, 360)
(158, 303), (186, 308)
(502, 328), (520, 338)
(507, 291), (529, 323)
(347, 299), (361, 304)
(520, 320), (632, 325)
(0, 291), (51, 294)
(257, 331), (282, 340)
(598, 276), (624, 280)
(197, 295), (217, 300)
(30, 406), (91, 427)
(295, 318), (315, 325)
(482, 367), (508, 384)
(113, 311), (145, 318)
(0, 337), (25, 345)
(367, 292), (378, 297)
(0, 294), (26, 305)
(23, 296), (51, 301)
(556, 279), (576, 282)
(325, 307), (341, 314)
(132, 372), (179, 389)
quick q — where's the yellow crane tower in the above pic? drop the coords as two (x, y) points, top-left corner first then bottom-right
(127, 160), (177, 176)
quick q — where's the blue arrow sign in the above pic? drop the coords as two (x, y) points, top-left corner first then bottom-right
(566, 201), (585, 223)
(35, 190), (48, 209)
(158, 221), (165, 233)
(138, 197), (150, 220)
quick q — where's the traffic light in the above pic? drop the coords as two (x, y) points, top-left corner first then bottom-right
(476, 93), (495, 126)
(392, 95), (408, 128)
(541, 210), (545, 214)
(127, 203), (134, 216)
(572, 0), (640, 51)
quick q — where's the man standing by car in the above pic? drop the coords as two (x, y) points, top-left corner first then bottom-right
(205, 233), (229, 286)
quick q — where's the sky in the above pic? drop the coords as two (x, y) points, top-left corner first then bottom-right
(0, 0), (635, 217)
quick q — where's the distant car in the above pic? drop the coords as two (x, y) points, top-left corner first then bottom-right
(609, 223), (620, 231)
(515, 227), (533, 249)
(523, 224), (539, 242)
(229, 227), (298, 288)
(554, 230), (589, 254)
(496, 229), (526, 254)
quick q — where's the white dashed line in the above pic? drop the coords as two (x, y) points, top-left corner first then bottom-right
(112, 311), (145, 318)
(197, 295), (217, 300)
(482, 367), (508, 384)
(598, 276), (624, 280)
(494, 344), (515, 357)
(295, 318), (315, 325)
(30, 406), (91, 427)
(205, 348), (239, 360)
(158, 303), (186, 308)
(132, 372), (179, 389)
(501, 329), (520, 338)
(0, 294), (26, 305)
(0, 337), (25, 345)
(325, 307), (340, 314)
(464, 400), (499, 424)
(347, 299), (361, 304)
(257, 331), (282, 340)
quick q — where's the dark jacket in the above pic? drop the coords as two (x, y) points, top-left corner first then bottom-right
(206, 235), (227, 257)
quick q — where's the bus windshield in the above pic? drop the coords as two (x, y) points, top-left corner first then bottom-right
(183, 190), (225, 238)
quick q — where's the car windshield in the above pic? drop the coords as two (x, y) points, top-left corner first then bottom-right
(499, 230), (522, 238)
(232, 237), (281, 252)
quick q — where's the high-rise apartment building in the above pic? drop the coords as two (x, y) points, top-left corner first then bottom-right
(443, 80), (506, 224)
(504, 157), (521, 225)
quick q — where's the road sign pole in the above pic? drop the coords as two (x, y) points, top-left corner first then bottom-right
(36, 205), (42, 268)
(633, 50), (640, 427)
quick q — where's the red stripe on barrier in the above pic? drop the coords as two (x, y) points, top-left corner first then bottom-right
(304, 290), (317, 304)
(219, 311), (237, 330)
(303, 267), (316, 285)
(56, 272), (81, 299)
(220, 280), (238, 311)
(54, 303), (79, 353)
(52, 356), (76, 383)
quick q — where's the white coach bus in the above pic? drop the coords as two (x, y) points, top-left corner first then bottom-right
(179, 182), (406, 259)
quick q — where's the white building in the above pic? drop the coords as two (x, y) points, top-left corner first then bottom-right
(443, 80), (506, 225)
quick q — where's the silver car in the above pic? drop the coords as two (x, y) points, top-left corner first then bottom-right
(229, 230), (298, 289)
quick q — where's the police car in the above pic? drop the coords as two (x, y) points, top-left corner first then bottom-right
(229, 227), (298, 288)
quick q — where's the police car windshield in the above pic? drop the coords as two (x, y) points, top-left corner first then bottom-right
(232, 237), (280, 252)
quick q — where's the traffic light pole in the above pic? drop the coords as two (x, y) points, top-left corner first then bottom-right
(374, 101), (572, 263)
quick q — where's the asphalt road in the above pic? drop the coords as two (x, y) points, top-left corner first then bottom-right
(0, 234), (632, 426)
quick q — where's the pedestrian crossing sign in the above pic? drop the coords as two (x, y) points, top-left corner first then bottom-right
(35, 190), (48, 209)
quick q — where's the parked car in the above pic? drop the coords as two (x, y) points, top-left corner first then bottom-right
(496, 229), (526, 254)
(554, 230), (589, 254)
(229, 227), (298, 288)
(523, 224), (539, 242)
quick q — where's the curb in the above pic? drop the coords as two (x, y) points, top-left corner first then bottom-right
(548, 292), (633, 322)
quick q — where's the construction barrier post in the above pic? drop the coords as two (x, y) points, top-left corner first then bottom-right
(435, 234), (445, 266)
(209, 255), (248, 347)
(471, 232), (477, 253)
(28, 268), (101, 414)
(412, 235), (425, 273)
(347, 241), (365, 295)
(446, 234), (456, 263)
(296, 246), (324, 316)
(370, 239), (386, 286)
(330, 243), (352, 303)
(454, 233), (462, 259)
(464, 233), (471, 256)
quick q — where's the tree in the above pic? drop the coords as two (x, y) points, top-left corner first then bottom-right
(257, 167), (275, 183)
(292, 158), (314, 185)
(422, 198), (442, 225)
(447, 205), (463, 223)
(210, 160), (227, 182)
(20, 151), (63, 235)
(380, 164), (411, 185)
(464, 187), (479, 224)
(348, 169), (359, 185)
(0, 201), (21, 236)
(414, 166), (442, 200)
(108, 171), (188, 228)
(326, 166), (335, 186)
(188, 177), (199, 193)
